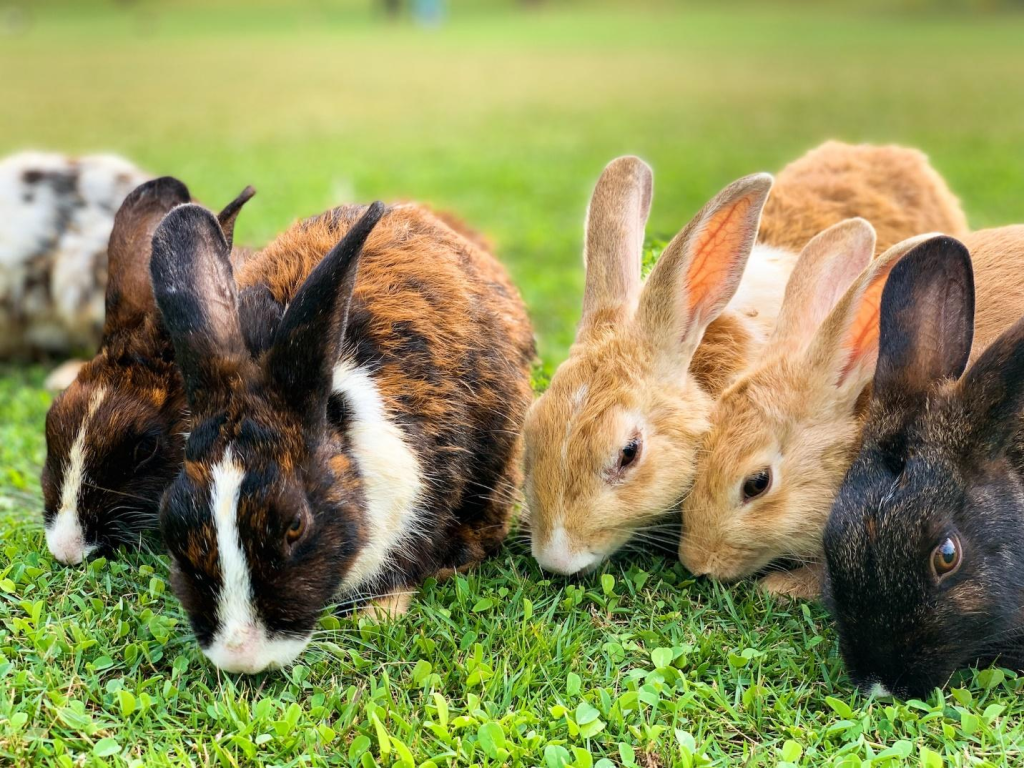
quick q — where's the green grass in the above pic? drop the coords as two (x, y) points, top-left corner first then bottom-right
(3, 2), (1024, 766)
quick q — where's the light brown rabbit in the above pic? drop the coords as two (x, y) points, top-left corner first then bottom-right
(680, 224), (1024, 600)
(524, 142), (968, 576)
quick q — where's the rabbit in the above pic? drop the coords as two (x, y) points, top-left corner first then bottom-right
(41, 177), (257, 565)
(0, 151), (149, 363)
(149, 200), (534, 674)
(679, 224), (1024, 601)
(524, 142), (968, 576)
(822, 229), (1024, 698)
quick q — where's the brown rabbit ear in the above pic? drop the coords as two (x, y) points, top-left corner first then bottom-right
(873, 236), (975, 405)
(771, 218), (875, 351)
(636, 173), (772, 364)
(151, 204), (248, 411)
(216, 185), (256, 251)
(579, 156), (653, 330)
(103, 176), (191, 339)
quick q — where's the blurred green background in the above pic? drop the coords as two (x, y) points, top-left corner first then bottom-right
(4, 0), (1024, 364)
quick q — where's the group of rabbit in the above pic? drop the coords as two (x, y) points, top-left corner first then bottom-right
(34, 141), (1024, 697)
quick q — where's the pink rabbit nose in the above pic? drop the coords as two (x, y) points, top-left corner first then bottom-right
(209, 624), (266, 674)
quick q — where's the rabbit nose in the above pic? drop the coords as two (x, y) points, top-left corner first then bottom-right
(532, 525), (599, 575)
(223, 624), (259, 652)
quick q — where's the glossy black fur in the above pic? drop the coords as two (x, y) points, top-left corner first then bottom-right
(823, 238), (1024, 698)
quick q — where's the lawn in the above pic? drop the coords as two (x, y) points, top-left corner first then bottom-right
(2, 2), (1024, 766)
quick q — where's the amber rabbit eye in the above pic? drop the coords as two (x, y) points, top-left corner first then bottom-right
(931, 536), (962, 581)
(619, 438), (641, 469)
(286, 513), (306, 545)
(741, 468), (772, 502)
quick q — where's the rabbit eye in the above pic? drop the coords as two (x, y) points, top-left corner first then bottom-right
(741, 468), (772, 502)
(133, 434), (161, 469)
(619, 437), (641, 469)
(930, 535), (962, 581)
(285, 512), (308, 547)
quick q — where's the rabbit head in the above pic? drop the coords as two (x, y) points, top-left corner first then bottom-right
(679, 222), (933, 591)
(523, 156), (772, 575)
(151, 202), (386, 673)
(822, 236), (1024, 698)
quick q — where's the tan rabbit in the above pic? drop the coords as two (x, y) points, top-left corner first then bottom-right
(680, 224), (1024, 600)
(524, 142), (968, 576)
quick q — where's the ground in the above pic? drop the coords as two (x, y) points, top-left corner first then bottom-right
(2, 2), (1024, 766)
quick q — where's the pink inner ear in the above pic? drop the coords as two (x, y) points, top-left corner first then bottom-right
(685, 197), (754, 321)
(838, 264), (892, 386)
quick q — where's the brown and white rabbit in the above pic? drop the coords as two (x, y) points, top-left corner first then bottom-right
(682, 224), (1024, 600)
(524, 142), (967, 575)
(150, 201), (534, 674)
(823, 232), (1024, 698)
(41, 177), (256, 565)
(0, 151), (148, 371)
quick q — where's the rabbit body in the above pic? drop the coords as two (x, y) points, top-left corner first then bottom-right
(152, 201), (534, 674)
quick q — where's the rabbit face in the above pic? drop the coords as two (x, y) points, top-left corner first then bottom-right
(42, 361), (185, 563)
(524, 157), (773, 575)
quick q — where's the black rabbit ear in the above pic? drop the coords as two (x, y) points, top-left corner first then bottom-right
(216, 185), (256, 251)
(267, 202), (386, 421)
(961, 316), (1024, 453)
(151, 204), (248, 412)
(873, 236), (975, 406)
(103, 176), (191, 338)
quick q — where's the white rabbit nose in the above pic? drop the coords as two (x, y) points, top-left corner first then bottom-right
(207, 624), (264, 674)
(45, 511), (93, 565)
(533, 525), (600, 575)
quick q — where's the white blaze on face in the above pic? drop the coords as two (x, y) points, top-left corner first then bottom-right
(868, 682), (892, 698)
(202, 448), (308, 675)
(46, 386), (107, 565)
(332, 359), (424, 591)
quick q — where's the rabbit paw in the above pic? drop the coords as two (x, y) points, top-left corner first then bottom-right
(758, 565), (823, 601)
(359, 590), (412, 620)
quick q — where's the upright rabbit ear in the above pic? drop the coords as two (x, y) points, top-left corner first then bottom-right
(804, 234), (934, 400)
(267, 202), (386, 421)
(960, 315), (1024, 454)
(771, 218), (875, 352)
(873, 236), (975, 406)
(103, 176), (191, 338)
(216, 185), (256, 251)
(636, 173), (772, 365)
(579, 156), (653, 331)
(150, 204), (248, 412)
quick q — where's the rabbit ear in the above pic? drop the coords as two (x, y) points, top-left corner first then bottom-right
(804, 234), (934, 398)
(636, 173), (772, 365)
(771, 218), (875, 351)
(103, 176), (191, 338)
(873, 236), (975, 405)
(267, 202), (386, 421)
(216, 185), (256, 251)
(150, 204), (248, 411)
(960, 316), (1024, 454)
(579, 156), (653, 330)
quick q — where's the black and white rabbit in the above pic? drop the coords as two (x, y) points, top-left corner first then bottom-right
(0, 151), (148, 371)
(824, 229), (1024, 698)
(150, 200), (535, 674)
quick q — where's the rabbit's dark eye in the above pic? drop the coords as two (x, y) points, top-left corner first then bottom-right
(930, 535), (962, 581)
(133, 434), (161, 469)
(742, 468), (772, 502)
(619, 437), (641, 470)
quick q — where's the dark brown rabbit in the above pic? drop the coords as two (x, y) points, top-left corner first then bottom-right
(41, 178), (256, 565)
(824, 231), (1024, 698)
(151, 201), (534, 674)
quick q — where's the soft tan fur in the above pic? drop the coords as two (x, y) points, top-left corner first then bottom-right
(758, 141), (968, 255)
(682, 226), (1024, 600)
(524, 142), (969, 575)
